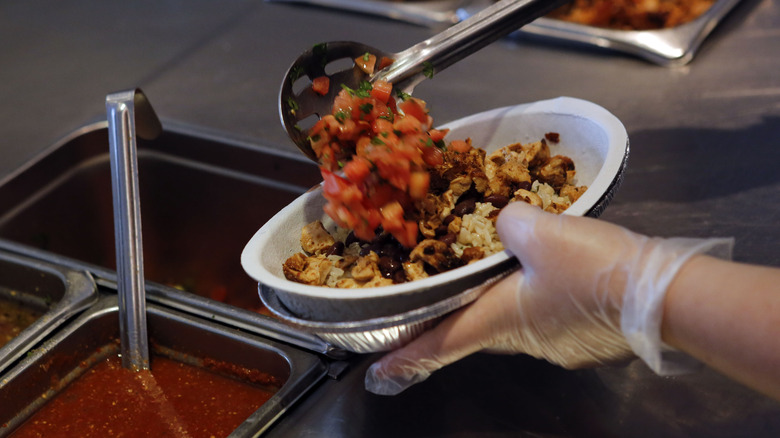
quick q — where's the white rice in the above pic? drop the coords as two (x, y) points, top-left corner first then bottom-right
(451, 202), (504, 257)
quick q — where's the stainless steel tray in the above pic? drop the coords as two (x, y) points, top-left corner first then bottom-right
(0, 295), (328, 437)
(267, 0), (743, 65)
(0, 250), (97, 374)
(0, 121), (345, 359)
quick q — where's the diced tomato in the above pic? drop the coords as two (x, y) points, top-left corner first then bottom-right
(370, 80), (393, 104)
(380, 201), (404, 224)
(378, 56), (394, 70)
(421, 144), (444, 166)
(393, 114), (422, 134)
(398, 98), (429, 124)
(428, 128), (449, 143)
(343, 157), (371, 185)
(372, 118), (394, 136)
(355, 53), (377, 75)
(308, 129), (330, 159)
(318, 144), (336, 169)
(449, 139), (471, 153)
(376, 158), (410, 191)
(311, 76), (330, 96)
(321, 169), (361, 201)
(332, 91), (356, 115)
(321, 114), (342, 136)
(389, 220), (419, 248)
(335, 118), (358, 140)
(408, 171), (429, 200)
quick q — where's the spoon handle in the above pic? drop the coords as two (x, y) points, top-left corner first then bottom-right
(376, 0), (571, 91)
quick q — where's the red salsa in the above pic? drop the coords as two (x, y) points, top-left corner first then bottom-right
(10, 354), (281, 438)
(307, 71), (449, 248)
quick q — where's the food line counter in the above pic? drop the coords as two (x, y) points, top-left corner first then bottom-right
(0, 0), (778, 436)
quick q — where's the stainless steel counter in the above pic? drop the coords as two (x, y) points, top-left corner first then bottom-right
(1, 0), (778, 436)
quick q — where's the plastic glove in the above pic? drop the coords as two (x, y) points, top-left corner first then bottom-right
(365, 202), (732, 396)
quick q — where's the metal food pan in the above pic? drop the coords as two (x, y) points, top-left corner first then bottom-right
(0, 122), (342, 357)
(268, 0), (743, 65)
(0, 250), (97, 374)
(510, 0), (743, 66)
(0, 295), (328, 437)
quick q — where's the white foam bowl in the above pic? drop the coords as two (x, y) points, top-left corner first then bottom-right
(242, 97), (629, 323)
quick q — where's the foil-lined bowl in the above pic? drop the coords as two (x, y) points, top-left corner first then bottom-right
(259, 271), (511, 353)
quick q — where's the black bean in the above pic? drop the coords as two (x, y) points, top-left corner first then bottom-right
(484, 194), (510, 208)
(325, 241), (344, 256)
(345, 232), (360, 247)
(382, 243), (405, 260)
(359, 244), (374, 256)
(452, 198), (476, 216)
(438, 233), (457, 245)
(442, 214), (456, 225)
(392, 270), (407, 284)
(378, 256), (401, 277)
(372, 232), (389, 244)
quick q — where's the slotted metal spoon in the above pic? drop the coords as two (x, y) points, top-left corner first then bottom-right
(279, 0), (571, 160)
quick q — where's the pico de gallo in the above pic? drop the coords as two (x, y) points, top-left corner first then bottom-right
(306, 54), (450, 248)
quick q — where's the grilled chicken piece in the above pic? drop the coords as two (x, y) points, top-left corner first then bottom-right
(282, 253), (332, 286)
(403, 260), (429, 281)
(351, 252), (383, 282)
(560, 184), (588, 203)
(513, 188), (543, 207)
(409, 239), (462, 273)
(301, 220), (335, 254)
(485, 145), (533, 197)
(533, 155), (575, 190)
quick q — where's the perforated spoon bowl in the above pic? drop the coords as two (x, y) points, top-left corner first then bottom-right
(279, 0), (571, 160)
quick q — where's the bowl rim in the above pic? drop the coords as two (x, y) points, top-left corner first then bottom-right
(241, 96), (628, 301)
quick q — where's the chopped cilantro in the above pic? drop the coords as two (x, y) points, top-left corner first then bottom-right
(289, 65), (305, 82)
(360, 103), (374, 114)
(371, 137), (385, 145)
(363, 52), (371, 62)
(286, 97), (299, 114)
(357, 80), (373, 96)
(395, 90), (411, 101)
(422, 61), (434, 79)
(313, 43), (328, 67)
(341, 81), (373, 98)
(313, 43), (327, 55)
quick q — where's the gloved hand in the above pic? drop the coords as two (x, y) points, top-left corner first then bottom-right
(365, 202), (732, 395)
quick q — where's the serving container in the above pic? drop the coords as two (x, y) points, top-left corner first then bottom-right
(267, 0), (743, 65)
(0, 251), (97, 374)
(0, 122), (342, 357)
(513, 0), (742, 66)
(0, 295), (328, 437)
(242, 96), (629, 333)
